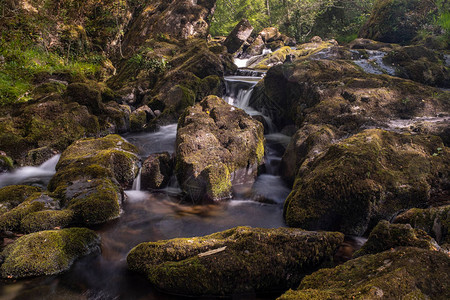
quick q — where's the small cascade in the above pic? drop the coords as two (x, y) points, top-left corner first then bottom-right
(0, 154), (60, 188)
(352, 50), (396, 76)
(132, 168), (142, 191)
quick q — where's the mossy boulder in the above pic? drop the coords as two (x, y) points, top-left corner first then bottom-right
(0, 154), (13, 173)
(0, 185), (42, 215)
(48, 135), (139, 226)
(20, 209), (74, 233)
(280, 125), (336, 185)
(284, 129), (450, 235)
(66, 82), (104, 114)
(176, 96), (265, 202)
(393, 205), (450, 246)
(52, 134), (139, 189)
(384, 45), (450, 88)
(0, 192), (60, 233)
(278, 247), (450, 300)
(359, 0), (437, 45)
(24, 147), (58, 166)
(127, 226), (344, 296)
(354, 220), (439, 257)
(0, 228), (100, 279)
(249, 59), (449, 130)
(141, 152), (173, 190)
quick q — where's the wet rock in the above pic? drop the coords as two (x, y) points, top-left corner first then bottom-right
(278, 247), (450, 299)
(354, 220), (439, 257)
(0, 153), (13, 173)
(127, 226), (344, 296)
(0, 192), (60, 233)
(243, 35), (265, 57)
(0, 228), (100, 279)
(249, 59), (449, 130)
(141, 152), (173, 190)
(48, 135), (139, 225)
(280, 125), (336, 185)
(359, 0), (436, 44)
(393, 205), (450, 246)
(130, 105), (154, 132)
(384, 45), (450, 88)
(0, 185), (42, 215)
(24, 147), (58, 166)
(284, 129), (450, 235)
(122, 0), (217, 54)
(176, 95), (264, 202)
(66, 82), (104, 114)
(224, 19), (254, 54)
(348, 38), (395, 51)
(260, 27), (281, 43)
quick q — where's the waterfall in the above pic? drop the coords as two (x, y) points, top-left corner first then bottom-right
(132, 168), (142, 191)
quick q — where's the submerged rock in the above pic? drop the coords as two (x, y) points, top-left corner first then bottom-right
(284, 129), (450, 235)
(176, 96), (264, 202)
(394, 205), (450, 247)
(354, 220), (439, 257)
(0, 228), (100, 279)
(127, 226), (344, 296)
(278, 247), (450, 299)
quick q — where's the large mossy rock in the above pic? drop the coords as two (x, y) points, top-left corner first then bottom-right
(394, 205), (450, 246)
(284, 129), (450, 235)
(122, 0), (217, 53)
(359, 0), (436, 45)
(48, 135), (139, 226)
(176, 96), (264, 202)
(0, 228), (100, 279)
(355, 220), (439, 257)
(384, 45), (450, 88)
(249, 59), (449, 130)
(127, 226), (344, 296)
(278, 247), (450, 300)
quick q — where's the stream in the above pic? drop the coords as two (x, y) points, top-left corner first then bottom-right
(0, 61), (291, 299)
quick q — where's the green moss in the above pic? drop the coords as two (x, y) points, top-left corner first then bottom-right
(354, 220), (438, 257)
(68, 179), (121, 225)
(0, 200), (45, 232)
(202, 163), (232, 201)
(0, 185), (42, 214)
(278, 247), (450, 299)
(0, 155), (14, 171)
(0, 228), (100, 279)
(21, 209), (74, 233)
(284, 129), (449, 235)
(127, 226), (344, 296)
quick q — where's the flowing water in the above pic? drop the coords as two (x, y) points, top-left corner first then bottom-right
(0, 58), (291, 299)
(352, 50), (396, 76)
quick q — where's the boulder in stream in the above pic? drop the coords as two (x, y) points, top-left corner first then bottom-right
(141, 152), (173, 190)
(284, 129), (450, 235)
(223, 19), (254, 54)
(127, 226), (344, 296)
(48, 135), (139, 226)
(278, 247), (450, 300)
(176, 95), (264, 202)
(0, 228), (100, 279)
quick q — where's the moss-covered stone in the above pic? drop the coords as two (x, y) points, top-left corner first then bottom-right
(127, 226), (344, 296)
(284, 129), (450, 235)
(20, 209), (74, 233)
(384, 45), (450, 88)
(354, 220), (439, 257)
(249, 59), (449, 130)
(393, 205), (450, 245)
(176, 96), (265, 202)
(359, 0), (437, 44)
(0, 185), (42, 215)
(0, 228), (100, 279)
(53, 134), (139, 189)
(66, 82), (104, 114)
(0, 154), (14, 172)
(278, 247), (450, 299)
